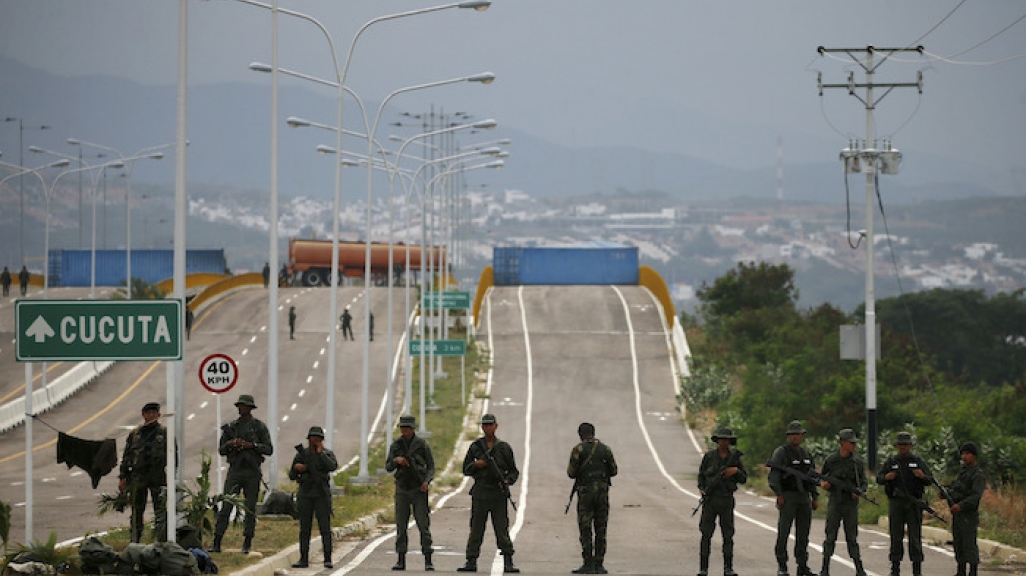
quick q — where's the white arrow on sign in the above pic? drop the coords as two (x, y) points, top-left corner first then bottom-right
(25, 316), (55, 343)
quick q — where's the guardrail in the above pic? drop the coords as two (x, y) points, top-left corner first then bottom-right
(0, 361), (115, 434)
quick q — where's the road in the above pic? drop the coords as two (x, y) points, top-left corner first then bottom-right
(0, 283), (412, 543)
(327, 285), (965, 576)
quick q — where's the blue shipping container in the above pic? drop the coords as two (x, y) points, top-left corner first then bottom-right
(493, 247), (638, 286)
(48, 249), (227, 287)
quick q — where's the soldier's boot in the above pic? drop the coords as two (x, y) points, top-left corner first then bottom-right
(293, 540), (310, 568)
(796, 564), (818, 576)
(697, 553), (709, 576)
(456, 558), (477, 573)
(324, 540), (334, 569)
(593, 559), (607, 575)
(889, 561), (901, 576)
(242, 536), (252, 555)
(424, 552), (434, 572)
(853, 558), (867, 576)
(910, 561), (920, 576)
(392, 553), (406, 571)
(723, 555), (737, 576)
(503, 554), (520, 574)
(954, 563), (966, 576)
(777, 561), (789, 576)
(968, 564), (978, 576)
(210, 534), (223, 554)
(819, 554), (831, 576)
(572, 555), (594, 574)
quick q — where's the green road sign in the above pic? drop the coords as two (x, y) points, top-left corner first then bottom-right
(16, 299), (183, 361)
(424, 291), (471, 310)
(409, 339), (467, 356)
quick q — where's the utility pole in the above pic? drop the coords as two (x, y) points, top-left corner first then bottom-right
(818, 45), (923, 472)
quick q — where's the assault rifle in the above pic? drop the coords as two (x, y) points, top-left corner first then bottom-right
(222, 423), (261, 474)
(816, 470), (879, 506)
(692, 449), (744, 517)
(565, 483), (578, 515)
(477, 439), (517, 511)
(930, 476), (956, 508)
(764, 460), (821, 495)
(890, 486), (947, 524)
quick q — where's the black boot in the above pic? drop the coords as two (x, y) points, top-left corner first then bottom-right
(593, 559), (606, 575)
(292, 559), (309, 569)
(724, 555), (737, 576)
(210, 534), (222, 554)
(777, 561), (789, 576)
(910, 561), (920, 576)
(890, 561), (901, 576)
(572, 556), (594, 574)
(457, 558), (477, 573)
(820, 556), (830, 576)
(853, 558), (867, 576)
(324, 541), (333, 569)
(242, 536), (252, 555)
(503, 554), (520, 574)
(424, 552), (434, 572)
(797, 564), (818, 576)
(392, 554), (406, 571)
(968, 564), (978, 576)
(954, 562), (966, 576)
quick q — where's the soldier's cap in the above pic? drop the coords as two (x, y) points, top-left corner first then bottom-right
(838, 428), (858, 443)
(481, 414), (497, 425)
(142, 402), (160, 413)
(235, 394), (258, 408)
(398, 415), (416, 428)
(895, 431), (914, 445)
(307, 426), (325, 439)
(711, 426), (737, 444)
(959, 441), (979, 456)
(785, 420), (807, 435)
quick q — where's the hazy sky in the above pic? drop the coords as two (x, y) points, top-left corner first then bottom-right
(2, 1), (1025, 190)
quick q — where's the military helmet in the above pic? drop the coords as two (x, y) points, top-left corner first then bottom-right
(235, 394), (258, 408)
(398, 415), (416, 428)
(838, 428), (858, 443)
(307, 426), (325, 438)
(711, 426), (737, 444)
(481, 413), (497, 425)
(895, 431), (914, 445)
(142, 402), (160, 413)
(785, 420), (807, 435)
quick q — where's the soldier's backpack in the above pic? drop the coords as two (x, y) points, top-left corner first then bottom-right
(154, 542), (199, 576)
(189, 548), (218, 574)
(119, 543), (161, 574)
(79, 537), (122, 575)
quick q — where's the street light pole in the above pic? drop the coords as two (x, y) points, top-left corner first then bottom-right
(4, 118), (50, 266)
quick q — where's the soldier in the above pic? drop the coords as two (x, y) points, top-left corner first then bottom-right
(289, 426), (338, 570)
(819, 429), (867, 576)
(567, 422), (618, 575)
(369, 311), (375, 341)
(386, 415), (436, 571)
(1, 266), (11, 297)
(876, 431), (932, 576)
(119, 402), (170, 543)
(340, 308), (354, 341)
(768, 420), (819, 576)
(212, 394), (274, 554)
(948, 442), (987, 576)
(457, 414), (520, 574)
(19, 265), (30, 296)
(288, 306), (297, 340)
(262, 262), (270, 288)
(696, 426), (746, 576)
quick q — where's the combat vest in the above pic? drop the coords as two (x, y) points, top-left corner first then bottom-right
(121, 423), (168, 485)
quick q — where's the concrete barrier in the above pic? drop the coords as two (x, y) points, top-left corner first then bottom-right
(0, 360), (115, 433)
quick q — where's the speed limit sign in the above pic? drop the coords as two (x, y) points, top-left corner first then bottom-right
(199, 353), (238, 394)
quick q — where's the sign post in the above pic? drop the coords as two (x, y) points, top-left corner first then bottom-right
(199, 353), (238, 492)
(16, 300), (182, 361)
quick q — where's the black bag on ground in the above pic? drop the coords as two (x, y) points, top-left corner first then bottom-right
(79, 537), (122, 575)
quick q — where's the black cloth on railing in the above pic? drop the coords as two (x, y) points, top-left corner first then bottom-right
(57, 432), (118, 488)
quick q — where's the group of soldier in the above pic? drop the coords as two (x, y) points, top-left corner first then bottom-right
(1, 265), (32, 297)
(117, 401), (987, 576)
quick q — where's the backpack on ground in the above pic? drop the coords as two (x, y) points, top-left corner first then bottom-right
(78, 537), (121, 575)
(188, 548), (218, 574)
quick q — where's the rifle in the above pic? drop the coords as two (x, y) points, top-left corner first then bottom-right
(477, 439), (517, 511)
(890, 487), (947, 524)
(222, 423), (261, 474)
(765, 460), (820, 495)
(930, 476), (956, 508)
(815, 470), (879, 506)
(692, 449), (744, 517)
(565, 483), (578, 515)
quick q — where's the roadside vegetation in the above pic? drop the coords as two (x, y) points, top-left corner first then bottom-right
(680, 261), (1026, 549)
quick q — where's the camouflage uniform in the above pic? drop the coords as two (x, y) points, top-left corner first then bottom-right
(819, 429), (867, 576)
(876, 433), (932, 576)
(213, 398), (273, 551)
(948, 442), (987, 576)
(697, 427), (746, 576)
(459, 415), (519, 573)
(120, 418), (169, 543)
(386, 417), (436, 568)
(289, 427), (338, 568)
(567, 433), (618, 574)
(768, 421), (818, 576)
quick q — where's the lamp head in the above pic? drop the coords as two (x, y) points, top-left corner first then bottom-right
(459, 0), (491, 11)
(468, 72), (495, 84)
(108, 160), (126, 169)
(472, 119), (498, 130)
(477, 146), (502, 156)
(316, 145), (337, 155)
(51, 159), (71, 168)
(67, 138), (81, 146)
(28, 146), (45, 154)
(249, 62), (273, 74)
(286, 116), (311, 128)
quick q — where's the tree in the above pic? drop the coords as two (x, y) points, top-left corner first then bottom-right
(697, 261), (798, 324)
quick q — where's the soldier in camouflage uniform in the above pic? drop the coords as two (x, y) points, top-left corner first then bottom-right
(876, 431), (932, 576)
(119, 402), (170, 543)
(819, 429), (867, 576)
(457, 414), (520, 574)
(768, 420), (819, 576)
(567, 422), (618, 575)
(289, 426), (338, 570)
(212, 394), (274, 554)
(696, 426), (746, 576)
(386, 415), (436, 571)
(947, 442), (987, 576)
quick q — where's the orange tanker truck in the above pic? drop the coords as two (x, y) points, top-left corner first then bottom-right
(287, 238), (445, 286)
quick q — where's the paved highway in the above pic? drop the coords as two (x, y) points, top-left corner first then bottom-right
(0, 283), (410, 543)
(327, 285), (963, 576)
